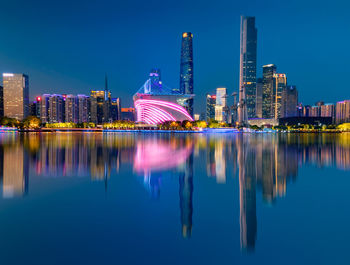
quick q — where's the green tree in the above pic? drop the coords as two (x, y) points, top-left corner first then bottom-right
(22, 116), (41, 129)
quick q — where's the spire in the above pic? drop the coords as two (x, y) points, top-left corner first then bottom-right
(105, 73), (108, 91)
(104, 73), (108, 101)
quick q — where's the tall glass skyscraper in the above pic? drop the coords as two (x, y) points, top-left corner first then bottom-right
(273, 73), (287, 119)
(262, 64), (276, 118)
(3, 73), (29, 120)
(180, 32), (194, 117)
(238, 16), (257, 124)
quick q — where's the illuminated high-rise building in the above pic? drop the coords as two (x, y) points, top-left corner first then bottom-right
(255, 78), (263, 118)
(336, 100), (350, 124)
(272, 73), (287, 119)
(262, 64), (276, 118)
(310, 105), (320, 117)
(77, 94), (89, 123)
(0, 85), (3, 117)
(65, 94), (78, 123)
(3, 73), (29, 120)
(206, 94), (216, 121)
(110, 98), (121, 121)
(281, 85), (298, 118)
(179, 32), (194, 117)
(320, 103), (335, 120)
(90, 90), (110, 124)
(40, 94), (50, 123)
(215, 87), (227, 122)
(238, 16), (257, 124)
(48, 94), (64, 123)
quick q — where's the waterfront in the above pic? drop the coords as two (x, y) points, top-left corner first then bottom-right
(0, 133), (349, 264)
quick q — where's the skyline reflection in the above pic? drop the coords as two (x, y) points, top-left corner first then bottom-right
(0, 132), (349, 251)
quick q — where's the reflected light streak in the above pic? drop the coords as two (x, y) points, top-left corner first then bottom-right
(134, 140), (193, 173)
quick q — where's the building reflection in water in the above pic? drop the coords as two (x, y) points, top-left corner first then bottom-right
(0, 134), (29, 198)
(237, 135), (257, 251)
(179, 152), (194, 238)
(133, 135), (194, 237)
(0, 133), (349, 247)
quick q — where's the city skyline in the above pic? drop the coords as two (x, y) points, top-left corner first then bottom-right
(1, 0), (349, 113)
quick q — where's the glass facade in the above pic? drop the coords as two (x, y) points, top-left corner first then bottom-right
(255, 78), (263, 118)
(90, 90), (110, 124)
(281, 85), (298, 118)
(262, 64), (276, 118)
(65, 95), (79, 123)
(3, 73), (29, 120)
(273, 73), (287, 119)
(77, 95), (89, 123)
(110, 98), (121, 121)
(206, 94), (216, 121)
(180, 32), (194, 117)
(49, 94), (64, 123)
(239, 16), (257, 122)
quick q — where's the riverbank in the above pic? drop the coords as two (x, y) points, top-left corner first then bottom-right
(11, 128), (348, 133)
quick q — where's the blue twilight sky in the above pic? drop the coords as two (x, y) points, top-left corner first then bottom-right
(0, 0), (349, 113)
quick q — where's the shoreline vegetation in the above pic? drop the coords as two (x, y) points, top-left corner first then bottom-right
(0, 116), (349, 133)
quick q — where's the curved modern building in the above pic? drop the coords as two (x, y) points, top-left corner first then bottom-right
(134, 70), (194, 124)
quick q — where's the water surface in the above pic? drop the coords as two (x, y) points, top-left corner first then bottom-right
(0, 132), (349, 265)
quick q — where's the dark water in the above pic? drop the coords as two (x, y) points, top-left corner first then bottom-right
(0, 132), (349, 265)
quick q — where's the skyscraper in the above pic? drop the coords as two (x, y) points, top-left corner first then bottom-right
(238, 16), (257, 124)
(48, 94), (64, 123)
(65, 94), (78, 123)
(281, 85), (298, 118)
(272, 73), (287, 119)
(180, 32), (194, 117)
(255, 78), (263, 118)
(110, 98), (121, 121)
(90, 90), (110, 124)
(206, 94), (216, 121)
(40, 94), (50, 123)
(336, 100), (350, 124)
(77, 94), (89, 123)
(320, 103), (335, 119)
(262, 64), (276, 118)
(0, 85), (3, 117)
(3, 73), (29, 120)
(215, 87), (227, 122)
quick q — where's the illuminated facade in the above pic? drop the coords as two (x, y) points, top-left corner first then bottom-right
(320, 103), (335, 120)
(262, 64), (276, 118)
(90, 90), (110, 124)
(179, 32), (194, 116)
(77, 94), (89, 123)
(40, 94), (50, 123)
(239, 16), (257, 123)
(49, 94), (64, 123)
(206, 94), (216, 121)
(65, 94), (78, 123)
(281, 85), (298, 118)
(110, 97), (121, 121)
(255, 78), (263, 118)
(215, 87), (228, 122)
(0, 85), (3, 117)
(134, 71), (193, 124)
(336, 100), (350, 124)
(273, 73), (287, 119)
(3, 73), (29, 120)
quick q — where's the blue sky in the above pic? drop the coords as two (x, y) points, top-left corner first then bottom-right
(0, 0), (349, 113)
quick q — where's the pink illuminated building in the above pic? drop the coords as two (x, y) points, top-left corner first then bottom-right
(133, 70), (194, 124)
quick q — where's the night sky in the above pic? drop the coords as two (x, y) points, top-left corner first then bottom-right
(0, 0), (349, 113)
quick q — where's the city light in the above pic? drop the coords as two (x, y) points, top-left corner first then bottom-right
(135, 99), (194, 124)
